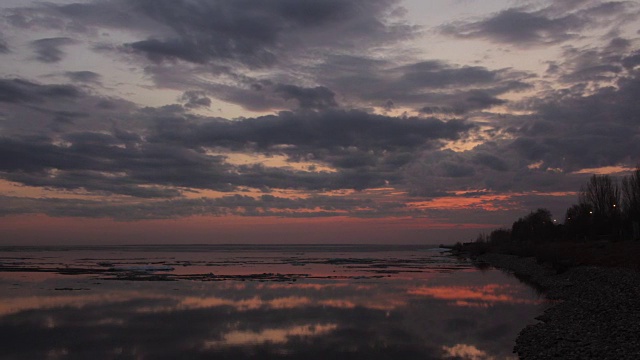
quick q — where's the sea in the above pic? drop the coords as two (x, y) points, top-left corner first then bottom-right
(0, 244), (546, 359)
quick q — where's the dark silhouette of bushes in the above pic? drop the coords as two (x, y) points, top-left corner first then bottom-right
(622, 168), (640, 240)
(457, 166), (640, 268)
(564, 203), (592, 241)
(511, 208), (557, 243)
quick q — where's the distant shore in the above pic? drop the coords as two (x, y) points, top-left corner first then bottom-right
(468, 252), (640, 359)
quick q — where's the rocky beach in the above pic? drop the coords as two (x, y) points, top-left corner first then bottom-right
(475, 253), (640, 359)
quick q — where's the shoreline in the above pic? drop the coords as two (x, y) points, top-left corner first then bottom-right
(472, 253), (640, 359)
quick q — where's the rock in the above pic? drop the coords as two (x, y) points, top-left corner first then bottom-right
(476, 254), (640, 359)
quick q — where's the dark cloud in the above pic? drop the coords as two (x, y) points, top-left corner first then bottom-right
(441, 2), (635, 45)
(547, 43), (635, 84)
(398, 61), (499, 88)
(11, 0), (414, 67)
(1, 0), (638, 229)
(0, 132), (235, 195)
(0, 98), (475, 197)
(124, 0), (413, 66)
(3, 0), (420, 114)
(30, 37), (77, 63)
(0, 76), (146, 138)
(275, 85), (338, 110)
(5, 1), (158, 32)
(180, 91), (212, 109)
(622, 50), (640, 69)
(151, 109), (472, 157)
(473, 153), (509, 172)
(522, 75), (640, 171)
(64, 71), (101, 83)
(419, 90), (508, 115)
(406, 64), (640, 197)
(407, 66), (640, 196)
(0, 192), (403, 220)
(317, 57), (530, 114)
(441, 9), (579, 45)
(0, 78), (80, 104)
(0, 33), (8, 53)
(403, 147), (519, 197)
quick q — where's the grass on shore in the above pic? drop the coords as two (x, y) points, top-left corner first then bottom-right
(454, 240), (640, 272)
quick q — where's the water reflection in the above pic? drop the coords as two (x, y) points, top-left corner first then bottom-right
(0, 245), (542, 359)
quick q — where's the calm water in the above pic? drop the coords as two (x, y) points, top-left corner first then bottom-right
(0, 245), (545, 359)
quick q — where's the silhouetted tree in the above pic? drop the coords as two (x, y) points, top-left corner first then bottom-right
(489, 228), (511, 245)
(622, 167), (640, 240)
(564, 203), (592, 241)
(511, 208), (555, 243)
(579, 175), (621, 239)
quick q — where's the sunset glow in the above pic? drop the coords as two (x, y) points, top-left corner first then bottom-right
(1, 0), (639, 244)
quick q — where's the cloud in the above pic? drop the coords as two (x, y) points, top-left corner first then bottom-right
(403, 149), (516, 197)
(0, 192), (405, 220)
(440, 1), (637, 46)
(0, 78), (80, 104)
(317, 57), (531, 114)
(419, 90), (508, 115)
(0, 76), (146, 138)
(443, 9), (582, 45)
(4, 0), (533, 117)
(405, 61), (640, 196)
(30, 37), (77, 63)
(0, 33), (8, 53)
(0, 74), (478, 197)
(64, 71), (102, 84)
(180, 91), (211, 109)
(150, 109), (474, 170)
(397, 61), (500, 88)
(1, 0), (638, 229)
(523, 75), (640, 171)
(275, 85), (338, 110)
(10, 0), (415, 66)
(544, 39), (639, 84)
(504, 38), (640, 174)
(0, 131), (244, 194)
(396, 36), (640, 198)
(0, 103), (474, 196)
(3, 0), (420, 113)
(123, 0), (414, 66)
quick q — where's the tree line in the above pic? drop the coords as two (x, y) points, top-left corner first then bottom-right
(476, 167), (640, 246)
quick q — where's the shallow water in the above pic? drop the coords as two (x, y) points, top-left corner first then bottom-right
(0, 245), (544, 359)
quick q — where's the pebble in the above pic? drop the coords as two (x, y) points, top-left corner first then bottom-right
(477, 253), (640, 359)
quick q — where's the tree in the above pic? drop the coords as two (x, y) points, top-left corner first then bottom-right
(579, 175), (620, 217)
(564, 203), (592, 241)
(621, 167), (640, 240)
(578, 175), (621, 239)
(511, 208), (555, 243)
(489, 228), (511, 244)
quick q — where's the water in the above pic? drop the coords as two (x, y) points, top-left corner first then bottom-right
(0, 245), (545, 359)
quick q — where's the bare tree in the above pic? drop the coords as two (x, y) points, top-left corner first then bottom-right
(564, 203), (592, 241)
(579, 175), (620, 217)
(579, 175), (621, 239)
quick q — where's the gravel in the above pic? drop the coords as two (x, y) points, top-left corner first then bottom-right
(476, 253), (640, 359)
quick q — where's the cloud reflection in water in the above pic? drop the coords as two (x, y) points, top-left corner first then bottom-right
(0, 247), (544, 359)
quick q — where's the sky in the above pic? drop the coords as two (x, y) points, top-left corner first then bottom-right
(0, 0), (639, 245)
